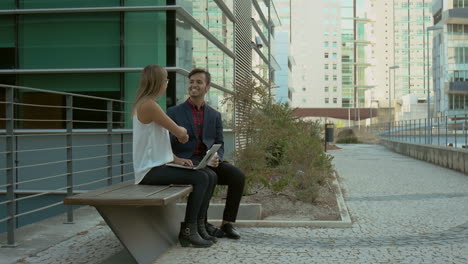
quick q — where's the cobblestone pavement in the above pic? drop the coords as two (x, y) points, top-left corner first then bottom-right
(155, 144), (468, 264)
(15, 144), (468, 264)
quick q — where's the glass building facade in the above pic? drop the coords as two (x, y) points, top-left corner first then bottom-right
(0, 0), (236, 129)
(393, 0), (433, 99)
(340, 0), (374, 108)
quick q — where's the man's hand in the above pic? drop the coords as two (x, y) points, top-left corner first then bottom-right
(176, 126), (189, 144)
(173, 156), (193, 166)
(207, 152), (219, 168)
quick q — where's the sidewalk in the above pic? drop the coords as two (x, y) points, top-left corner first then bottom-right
(3, 144), (468, 264)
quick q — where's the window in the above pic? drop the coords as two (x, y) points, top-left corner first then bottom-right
(333, 86), (337, 92)
(332, 53), (337, 59)
(302, 87), (306, 91)
(333, 98), (337, 104)
(333, 64), (337, 70)
(332, 42), (337, 47)
(325, 52), (329, 58)
(453, 0), (468, 8)
(325, 98), (329, 104)
(324, 86), (329, 92)
(325, 64), (329, 70)
(325, 75), (329, 81)
(0, 48), (15, 86)
(333, 75), (337, 81)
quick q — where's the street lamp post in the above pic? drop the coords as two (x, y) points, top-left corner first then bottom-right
(388, 65), (399, 134)
(426, 25), (443, 144)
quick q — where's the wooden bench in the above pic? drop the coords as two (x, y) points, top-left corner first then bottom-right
(64, 181), (192, 264)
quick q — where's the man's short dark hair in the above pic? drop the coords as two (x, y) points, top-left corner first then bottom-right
(189, 68), (211, 85)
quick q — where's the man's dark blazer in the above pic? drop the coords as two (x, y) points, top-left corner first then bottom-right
(167, 100), (225, 161)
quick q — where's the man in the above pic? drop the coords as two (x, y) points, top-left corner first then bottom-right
(167, 68), (245, 239)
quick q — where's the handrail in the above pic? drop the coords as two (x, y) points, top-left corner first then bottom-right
(344, 114), (468, 149)
(0, 84), (134, 247)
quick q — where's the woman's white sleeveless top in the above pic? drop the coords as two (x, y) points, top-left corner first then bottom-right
(132, 115), (173, 184)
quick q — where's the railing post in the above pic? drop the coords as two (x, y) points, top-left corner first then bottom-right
(399, 121), (401, 141)
(454, 115), (457, 148)
(65, 95), (74, 223)
(404, 120), (406, 142)
(403, 120), (408, 142)
(424, 118), (427, 144)
(437, 116), (440, 146)
(107, 101), (113, 186)
(446, 116), (448, 146)
(465, 114), (467, 148)
(419, 119), (421, 144)
(5, 87), (16, 247)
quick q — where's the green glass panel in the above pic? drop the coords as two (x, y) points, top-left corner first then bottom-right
(19, 0), (120, 8)
(124, 12), (167, 66)
(0, 16), (14, 47)
(19, 73), (120, 92)
(19, 13), (120, 69)
(124, 0), (167, 128)
(0, 0), (15, 9)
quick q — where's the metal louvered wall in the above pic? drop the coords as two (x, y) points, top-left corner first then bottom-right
(234, 0), (253, 149)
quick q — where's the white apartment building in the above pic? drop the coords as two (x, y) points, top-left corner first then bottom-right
(291, 0), (341, 108)
(432, 0), (468, 116)
(291, 0), (375, 110)
(371, 0), (434, 121)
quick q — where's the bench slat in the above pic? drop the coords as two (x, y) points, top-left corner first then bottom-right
(146, 186), (193, 206)
(64, 181), (192, 206)
(63, 181), (133, 205)
(96, 185), (170, 200)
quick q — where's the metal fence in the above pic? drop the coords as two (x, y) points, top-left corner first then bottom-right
(0, 84), (134, 247)
(366, 115), (468, 149)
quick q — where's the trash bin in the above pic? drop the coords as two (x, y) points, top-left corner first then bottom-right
(325, 123), (334, 142)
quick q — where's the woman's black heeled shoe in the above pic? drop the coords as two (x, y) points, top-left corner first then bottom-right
(178, 222), (213, 248)
(198, 220), (217, 243)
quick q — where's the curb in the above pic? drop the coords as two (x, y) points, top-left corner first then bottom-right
(209, 171), (352, 228)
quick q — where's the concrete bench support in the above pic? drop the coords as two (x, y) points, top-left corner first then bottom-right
(64, 181), (192, 264)
(96, 204), (180, 264)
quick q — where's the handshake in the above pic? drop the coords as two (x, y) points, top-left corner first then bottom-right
(175, 126), (189, 144)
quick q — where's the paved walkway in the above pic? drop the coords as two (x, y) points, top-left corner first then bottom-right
(155, 144), (468, 264)
(4, 144), (468, 263)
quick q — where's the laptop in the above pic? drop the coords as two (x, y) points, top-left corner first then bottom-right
(166, 144), (222, 170)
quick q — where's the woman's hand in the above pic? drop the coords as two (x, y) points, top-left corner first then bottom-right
(173, 156), (193, 166)
(176, 126), (189, 144)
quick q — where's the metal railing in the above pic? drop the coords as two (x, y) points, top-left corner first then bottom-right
(0, 84), (134, 246)
(365, 115), (468, 149)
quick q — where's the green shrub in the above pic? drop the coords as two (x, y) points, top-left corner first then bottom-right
(227, 83), (334, 202)
(335, 128), (359, 144)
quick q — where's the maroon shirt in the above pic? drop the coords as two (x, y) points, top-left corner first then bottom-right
(187, 99), (207, 156)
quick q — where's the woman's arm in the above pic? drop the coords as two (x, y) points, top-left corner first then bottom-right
(138, 99), (189, 143)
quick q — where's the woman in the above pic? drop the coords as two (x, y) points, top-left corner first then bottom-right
(132, 65), (217, 247)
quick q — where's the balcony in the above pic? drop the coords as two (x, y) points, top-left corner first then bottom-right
(449, 81), (468, 92)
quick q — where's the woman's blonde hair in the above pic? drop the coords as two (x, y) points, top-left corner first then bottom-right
(132, 64), (167, 116)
